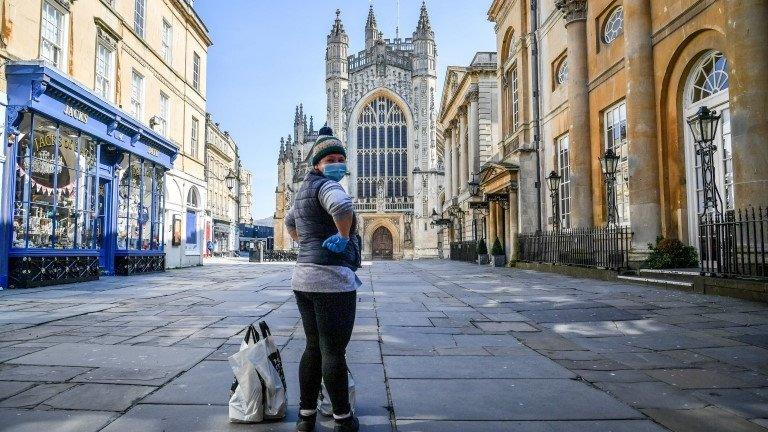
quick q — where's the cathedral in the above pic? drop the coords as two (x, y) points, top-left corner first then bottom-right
(274, 3), (441, 260)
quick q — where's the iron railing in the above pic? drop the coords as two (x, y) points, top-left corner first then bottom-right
(250, 250), (297, 262)
(699, 207), (767, 279)
(518, 227), (632, 270)
(450, 241), (478, 263)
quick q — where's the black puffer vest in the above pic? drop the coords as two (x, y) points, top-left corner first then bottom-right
(294, 171), (362, 271)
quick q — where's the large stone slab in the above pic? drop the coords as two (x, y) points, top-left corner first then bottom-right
(389, 379), (642, 421)
(42, 383), (155, 411)
(9, 343), (212, 369)
(0, 383), (76, 408)
(144, 361), (232, 405)
(0, 408), (115, 432)
(645, 369), (759, 389)
(521, 308), (640, 324)
(643, 406), (768, 432)
(0, 364), (90, 382)
(396, 420), (668, 432)
(595, 381), (707, 409)
(383, 355), (573, 379)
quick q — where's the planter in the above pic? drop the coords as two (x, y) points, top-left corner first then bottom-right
(492, 255), (506, 267)
(477, 255), (490, 265)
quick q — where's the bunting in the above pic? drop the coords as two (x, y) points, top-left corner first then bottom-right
(17, 166), (76, 198)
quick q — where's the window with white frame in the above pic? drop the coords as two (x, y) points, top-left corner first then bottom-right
(95, 33), (115, 102)
(604, 101), (630, 226)
(40, 1), (66, 69)
(130, 70), (144, 121)
(556, 57), (568, 87)
(158, 92), (170, 136)
(134, 0), (146, 37)
(603, 6), (624, 44)
(557, 134), (571, 229)
(191, 117), (200, 158)
(511, 65), (520, 132)
(161, 19), (173, 63)
(192, 52), (201, 91)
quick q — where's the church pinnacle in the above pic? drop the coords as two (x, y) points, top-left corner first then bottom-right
(414, 1), (433, 39)
(365, 4), (380, 49)
(328, 8), (347, 42)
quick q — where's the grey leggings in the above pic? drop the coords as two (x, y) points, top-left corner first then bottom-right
(294, 290), (356, 415)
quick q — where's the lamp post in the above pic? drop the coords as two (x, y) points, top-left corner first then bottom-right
(546, 171), (562, 231)
(687, 105), (722, 215)
(467, 173), (480, 198)
(599, 148), (621, 226)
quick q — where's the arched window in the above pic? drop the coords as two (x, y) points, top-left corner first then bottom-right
(186, 187), (199, 209)
(603, 7), (624, 44)
(689, 52), (729, 104)
(185, 186), (200, 251)
(356, 96), (408, 199)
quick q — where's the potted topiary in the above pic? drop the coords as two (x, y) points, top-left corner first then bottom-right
(476, 239), (490, 265)
(490, 238), (506, 267)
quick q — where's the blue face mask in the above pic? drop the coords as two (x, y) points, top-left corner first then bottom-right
(322, 162), (347, 182)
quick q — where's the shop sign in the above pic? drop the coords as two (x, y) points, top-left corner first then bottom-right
(64, 105), (88, 124)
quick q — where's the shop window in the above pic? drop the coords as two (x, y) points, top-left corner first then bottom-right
(117, 154), (165, 250)
(12, 113), (98, 250)
(40, 1), (67, 69)
(602, 6), (624, 45)
(186, 187), (200, 252)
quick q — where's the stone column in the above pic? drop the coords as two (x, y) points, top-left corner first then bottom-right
(451, 121), (460, 198)
(468, 86), (480, 175)
(508, 185), (519, 260)
(488, 203), (497, 245)
(624, 0), (662, 253)
(496, 203), (505, 248)
(726, 0), (768, 206)
(459, 107), (469, 194)
(557, 0), (593, 227)
(444, 129), (453, 202)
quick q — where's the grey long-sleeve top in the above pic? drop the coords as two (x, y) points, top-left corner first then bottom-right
(285, 181), (361, 293)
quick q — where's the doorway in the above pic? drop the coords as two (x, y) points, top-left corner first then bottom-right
(371, 226), (393, 260)
(96, 178), (112, 272)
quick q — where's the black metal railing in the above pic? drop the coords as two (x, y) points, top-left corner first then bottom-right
(250, 250), (298, 262)
(699, 207), (767, 279)
(450, 241), (478, 263)
(518, 227), (632, 270)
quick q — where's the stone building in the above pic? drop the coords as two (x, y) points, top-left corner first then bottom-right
(275, 3), (442, 260)
(0, 0), (211, 287)
(436, 52), (501, 257)
(485, 0), (767, 261)
(239, 168), (253, 225)
(203, 114), (238, 257)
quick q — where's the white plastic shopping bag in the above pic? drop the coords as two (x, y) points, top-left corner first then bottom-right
(317, 368), (356, 416)
(228, 322), (287, 423)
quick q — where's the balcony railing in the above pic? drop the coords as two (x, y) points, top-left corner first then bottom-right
(450, 241), (478, 263)
(354, 197), (414, 213)
(699, 207), (767, 279)
(518, 227), (632, 270)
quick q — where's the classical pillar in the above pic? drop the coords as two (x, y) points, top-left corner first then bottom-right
(468, 86), (480, 175)
(458, 108), (468, 193)
(496, 203), (505, 247)
(624, 0), (661, 251)
(508, 185), (519, 260)
(557, 0), (593, 227)
(451, 121), (460, 198)
(488, 203), (497, 245)
(726, 0), (768, 206)
(444, 129), (453, 202)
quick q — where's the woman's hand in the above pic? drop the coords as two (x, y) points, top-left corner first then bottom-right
(322, 233), (349, 253)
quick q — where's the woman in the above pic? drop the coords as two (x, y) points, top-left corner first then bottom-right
(284, 125), (361, 432)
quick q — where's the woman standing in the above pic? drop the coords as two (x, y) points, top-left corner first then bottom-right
(284, 126), (361, 432)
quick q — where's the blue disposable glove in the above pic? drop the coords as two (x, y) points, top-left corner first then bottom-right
(322, 233), (349, 253)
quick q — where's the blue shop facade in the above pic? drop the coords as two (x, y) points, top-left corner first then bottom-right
(0, 63), (178, 288)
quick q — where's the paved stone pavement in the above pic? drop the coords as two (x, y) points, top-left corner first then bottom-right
(1, 258), (768, 432)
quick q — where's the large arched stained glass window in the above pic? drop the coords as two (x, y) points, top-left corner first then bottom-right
(356, 96), (408, 199)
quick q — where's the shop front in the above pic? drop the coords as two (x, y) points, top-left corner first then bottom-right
(0, 63), (177, 288)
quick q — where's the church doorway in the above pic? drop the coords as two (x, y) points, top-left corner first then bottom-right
(371, 226), (394, 260)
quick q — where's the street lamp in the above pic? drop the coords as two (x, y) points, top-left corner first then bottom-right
(431, 209), (439, 224)
(599, 148), (621, 226)
(467, 173), (480, 197)
(546, 170), (561, 230)
(687, 105), (722, 215)
(225, 170), (237, 191)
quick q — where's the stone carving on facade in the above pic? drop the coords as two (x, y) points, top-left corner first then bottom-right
(555, 0), (588, 23)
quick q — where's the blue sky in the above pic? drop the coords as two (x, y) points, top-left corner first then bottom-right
(195, 1), (496, 220)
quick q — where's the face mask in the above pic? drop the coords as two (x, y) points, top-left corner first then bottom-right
(322, 162), (347, 182)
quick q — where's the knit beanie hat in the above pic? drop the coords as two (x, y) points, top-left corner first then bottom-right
(310, 125), (346, 166)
